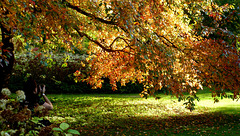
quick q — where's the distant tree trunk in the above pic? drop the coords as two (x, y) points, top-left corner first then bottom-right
(0, 24), (14, 90)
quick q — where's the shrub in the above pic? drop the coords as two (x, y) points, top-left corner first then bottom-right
(10, 51), (89, 94)
(0, 88), (51, 135)
(9, 51), (144, 94)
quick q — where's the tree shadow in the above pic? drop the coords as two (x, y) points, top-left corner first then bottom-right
(215, 106), (240, 115)
(78, 112), (240, 135)
(117, 112), (238, 128)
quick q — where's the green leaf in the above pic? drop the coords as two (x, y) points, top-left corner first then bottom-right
(67, 129), (80, 135)
(60, 123), (69, 130)
(31, 117), (42, 124)
(52, 128), (63, 132)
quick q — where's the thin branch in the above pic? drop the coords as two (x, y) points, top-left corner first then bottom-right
(65, 1), (115, 25)
(109, 36), (131, 49)
(74, 28), (132, 54)
(64, 0), (128, 33)
(154, 32), (179, 49)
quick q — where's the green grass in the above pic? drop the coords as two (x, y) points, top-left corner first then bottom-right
(46, 89), (240, 136)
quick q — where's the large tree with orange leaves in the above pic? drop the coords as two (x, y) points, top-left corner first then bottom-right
(1, 0), (239, 102)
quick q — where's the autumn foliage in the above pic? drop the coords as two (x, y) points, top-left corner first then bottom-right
(0, 0), (239, 99)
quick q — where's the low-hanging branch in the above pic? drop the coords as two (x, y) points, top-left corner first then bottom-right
(74, 28), (133, 54)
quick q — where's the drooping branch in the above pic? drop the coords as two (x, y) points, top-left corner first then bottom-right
(154, 32), (179, 50)
(109, 36), (132, 50)
(155, 31), (239, 90)
(65, 1), (115, 25)
(74, 28), (132, 54)
(64, 0), (128, 33)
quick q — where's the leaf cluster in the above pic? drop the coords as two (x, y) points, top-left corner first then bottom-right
(0, 88), (50, 135)
(52, 122), (80, 136)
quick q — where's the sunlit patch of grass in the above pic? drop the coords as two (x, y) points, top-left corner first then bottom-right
(46, 116), (77, 124)
(196, 99), (240, 114)
(153, 87), (240, 115)
(46, 92), (240, 135)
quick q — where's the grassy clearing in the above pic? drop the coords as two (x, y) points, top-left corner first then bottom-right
(46, 90), (240, 135)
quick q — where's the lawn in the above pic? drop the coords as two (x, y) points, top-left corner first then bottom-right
(46, 89), (240, 136)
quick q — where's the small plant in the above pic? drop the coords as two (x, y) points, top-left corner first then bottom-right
(52, 122), (80, 136)
(178, 93), (200, 111)
(0, 88), (50, 135)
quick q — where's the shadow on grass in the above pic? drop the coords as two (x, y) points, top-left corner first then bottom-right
(77, 112), (240, 136)
(48, 93), (239, 135)
(215, 107), (240, 115)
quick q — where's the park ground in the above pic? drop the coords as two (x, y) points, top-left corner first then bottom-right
(46, 88), (240, 136)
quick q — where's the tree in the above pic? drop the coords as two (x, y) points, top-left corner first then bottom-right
(0, 22), (14, 89)
(0, 0), (239, 101)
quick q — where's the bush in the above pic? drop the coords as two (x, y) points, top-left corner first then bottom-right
(9, 51), (89, 94)
(9, 51), (144, 94)
(0, 88), (52, 135)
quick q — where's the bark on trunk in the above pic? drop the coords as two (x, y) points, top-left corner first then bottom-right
(0, 25), (14, 91)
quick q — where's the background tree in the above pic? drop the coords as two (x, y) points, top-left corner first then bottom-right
(0, 0), (239, 101)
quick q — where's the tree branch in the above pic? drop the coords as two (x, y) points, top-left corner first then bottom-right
(64, 0), (128, 33)
(65, 1), (115, 25)
(109, 36), (132, 49)
(154, 32), (179, 49)
(74, 28), (132, 54)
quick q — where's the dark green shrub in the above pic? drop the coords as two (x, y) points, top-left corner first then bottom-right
(9, 52), (144, 94)
(9, 52), (88, 94)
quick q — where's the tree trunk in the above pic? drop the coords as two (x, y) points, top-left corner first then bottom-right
(0, 25), (14, 91)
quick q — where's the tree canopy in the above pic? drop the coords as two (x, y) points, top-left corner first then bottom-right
(1, 0), (239, 101)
